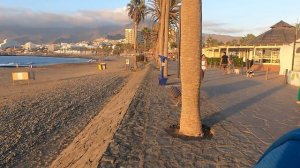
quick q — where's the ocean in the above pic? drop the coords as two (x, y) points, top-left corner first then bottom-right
(0, 56), (93, 67)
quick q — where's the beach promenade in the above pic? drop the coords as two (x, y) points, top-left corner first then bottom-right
(98, 61), (299, 167)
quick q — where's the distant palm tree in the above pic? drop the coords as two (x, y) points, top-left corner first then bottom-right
(147, 0), (180, 67)
(142, 27), (151, 61)
(127, 0), (146, 68)
(179, 0), (203, 137)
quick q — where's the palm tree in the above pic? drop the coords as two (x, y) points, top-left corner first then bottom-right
(147, 0), (180, 28)
(147, 0), (180, 67)
(142, 27), (151, 61)
(179, 0), (203, 137)
(163, 0), (170, 78)
(158, 0), (165, 64)
(127, 0), (146, 68)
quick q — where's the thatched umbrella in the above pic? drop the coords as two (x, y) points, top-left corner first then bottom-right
(250, 20), (299, 45)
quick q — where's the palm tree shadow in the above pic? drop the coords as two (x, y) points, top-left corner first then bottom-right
(203, 80), (261, 99)
(203, 85), (285, 126)
(167, 81), (181, 85)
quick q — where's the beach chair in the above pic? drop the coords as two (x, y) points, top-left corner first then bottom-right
(167, 85), (182, 106)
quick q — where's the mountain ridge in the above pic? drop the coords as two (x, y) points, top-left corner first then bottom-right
(0, 25), (241, 44)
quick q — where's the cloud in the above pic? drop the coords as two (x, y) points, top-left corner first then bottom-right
(0, 6), (269, 36)
(203, 20), (245, 35)
(203, 20), (270, 36)
(0, 6), (130, 28)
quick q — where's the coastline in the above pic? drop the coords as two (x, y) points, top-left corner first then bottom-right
(0, 53), (113, 60)
(0, 55), (129, 69)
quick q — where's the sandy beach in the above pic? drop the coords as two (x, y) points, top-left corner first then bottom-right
(0, 56), (133, 167)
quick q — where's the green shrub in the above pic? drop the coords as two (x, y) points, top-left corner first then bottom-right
(233, 57), (243, 67)
(206, 58), (220, 66)
(206, 57), (243, 67)
(136, 54), (145, 62)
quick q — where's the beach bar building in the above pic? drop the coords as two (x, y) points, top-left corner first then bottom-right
(203, 21), (300, 74)
(203, 21), (300, 84)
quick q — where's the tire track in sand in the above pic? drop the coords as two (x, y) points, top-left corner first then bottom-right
(50, 65), (150, 168)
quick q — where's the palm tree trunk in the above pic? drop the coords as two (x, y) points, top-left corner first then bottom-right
(134, 22), (138, 69)
(179, 0), (203, 137)
(144, 37), (147, 62)
(158, 0), (166, 66)
(163, 0), (170, 78)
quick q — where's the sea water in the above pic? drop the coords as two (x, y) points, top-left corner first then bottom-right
(0, 56), (93, 67)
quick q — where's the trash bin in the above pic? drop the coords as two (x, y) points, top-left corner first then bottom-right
(98, 63), (107, 70)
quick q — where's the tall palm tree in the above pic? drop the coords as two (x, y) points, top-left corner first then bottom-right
(158, 0), (165, 62)
(127, 0), (146, 68)
(179, 0), (203, 137)
(163, 0), (170, 78)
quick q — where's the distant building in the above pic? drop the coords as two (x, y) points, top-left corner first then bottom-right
(203, 21), (300, 75)
(0, 39), (21, 49)
(23, 42), (40, 51)
(47, 44), (60, 52)
(125, 29), (143, 44)
(203, 20), (300, 86)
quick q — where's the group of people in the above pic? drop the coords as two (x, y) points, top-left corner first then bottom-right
(220, 52), (254, 76)
(200, 52), (257, 80)
(220, 52), (235, 74)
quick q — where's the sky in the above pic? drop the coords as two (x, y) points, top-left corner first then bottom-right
(0, 0), (299, 36)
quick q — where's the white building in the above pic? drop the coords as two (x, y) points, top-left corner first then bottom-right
(23, 42), (40, 51)
(125, 29), (143, 44)
(47, 44), (60, 52)
(203, 21), (300, 86)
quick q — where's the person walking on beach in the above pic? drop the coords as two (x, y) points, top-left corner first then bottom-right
(220, 52), (228, 74)
(228, 55), (234, 74)
(201, 54), (207, 81)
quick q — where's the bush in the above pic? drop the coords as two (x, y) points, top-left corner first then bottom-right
(233, 57), (243, 67)
(206, 57), (243, 67)
(136, 54), (145, 62)
(206, 58), (220, 66)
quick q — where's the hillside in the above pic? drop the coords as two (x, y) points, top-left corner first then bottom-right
(203, 34), (241, 43)
(0, 25), (240, 44)
(0, 25), (123, 44)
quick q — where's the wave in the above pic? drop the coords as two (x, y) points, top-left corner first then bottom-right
(0, 62), (17, 67)
(0, 56), (91, 67)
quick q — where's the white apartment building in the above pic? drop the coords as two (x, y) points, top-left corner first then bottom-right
(125, 29), (143, 44)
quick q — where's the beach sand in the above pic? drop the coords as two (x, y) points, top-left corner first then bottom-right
(50, 63), (149, 168)
(0, 56), (134, 167)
